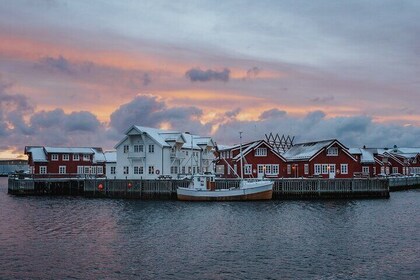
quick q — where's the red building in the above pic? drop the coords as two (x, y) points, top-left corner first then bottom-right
(349, 148), (385, 177)
(25, 146), (106, 178)
(215, 140), (287, 178)
(282, 139), (359, 178)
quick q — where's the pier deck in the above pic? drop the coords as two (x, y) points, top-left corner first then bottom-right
(7, 175), (393, 199)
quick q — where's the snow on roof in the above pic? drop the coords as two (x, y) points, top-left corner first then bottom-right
(232, 141), (260, 161)
(91, 147), (105, 163)
(44, 147), (95, 154)
(182, 133), (213, 150)
(104, 151), (117, 162)
(133, 126), (174, 147)
(282, 140), (335, 161)
(26, 146), (47, 162)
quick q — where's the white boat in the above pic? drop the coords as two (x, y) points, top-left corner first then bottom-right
(176, 173), (273, 201)
(176, 132), (273, 201)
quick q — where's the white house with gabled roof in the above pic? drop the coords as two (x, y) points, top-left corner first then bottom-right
(114, 125), (215, 179)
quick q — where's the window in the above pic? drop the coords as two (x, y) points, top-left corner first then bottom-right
(77, 166), (83, 174)
(134, 145), (143, 153)
(380, 166), (385, 174)
(182, 166), (186, 174)
(215, 165), (224, 175)
(59, 166), (66, 174)
(84, 166), (90, 174)
(73, 154), (79, 161)
(362, 166), (369, 174)
(385, 167), (390, 175)
(255, 148), (267, 157)
(39, 166), (47, 174)
(304, 164), (309, 175)
(83, 154), (90, 161)
(373, 167), (376, 175)
(193, 167), (196, 174)
(63, 154), (69, 161)
(265, 165), (272, 175)
(233, 164), (237, 175)
(272, 165), (279, 175)
(392, 167), (398, 174)
(322, 164), (329, 174)
(51, 154), (58, 161)
(227, 164), (231, 175)
(123, 166), (129, 175)
(327, 147), (338, 156)
(148, 145), (154, 153)
(148, 166), (154, 174)
(110, 166), (116, 175)
(314, 164), (322, 175)
(91, 166), (96, 174)
(134, 166), (144, 174)
(171, 166), (178, 174)
(97, 166), (103, 175)
(123, 145), (129, 153)
(341, 164), (348, 175)
(244, 164), (252, 175)
(287, 164), (291, 175)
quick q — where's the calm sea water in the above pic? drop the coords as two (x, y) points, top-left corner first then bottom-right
(0, 177), (419, 280)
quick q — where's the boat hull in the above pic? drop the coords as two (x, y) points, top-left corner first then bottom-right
(177, 183), (273, 201)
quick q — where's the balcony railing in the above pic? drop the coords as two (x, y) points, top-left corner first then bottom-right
(170, 151), (185, 159)
(128, 152), (146, 159)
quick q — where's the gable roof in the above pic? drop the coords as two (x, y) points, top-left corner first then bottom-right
(25, 146), (48, 162)
(282, 139), (357, 162)
(115, 125), (214, 150)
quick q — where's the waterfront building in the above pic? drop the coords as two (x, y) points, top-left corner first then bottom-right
(282, 139), (359, 178)
(24, 146), (106, 178)
(104, 151), (117, 179)
(215, 140), (286, 178)
(113, 125), (215, 179)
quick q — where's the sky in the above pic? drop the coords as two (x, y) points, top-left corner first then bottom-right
(1, 0), (420, 158)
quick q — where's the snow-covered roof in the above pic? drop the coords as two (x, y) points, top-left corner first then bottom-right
(349, 148), (376, 163)
(117, 125), (214, 150)
(232, 141), (260, 161)
(104, 151), (117, 163)
(92, 148), (106, 163)
(44, 147), (94, 154)
(282, 140), (335, 161)
(26, 146), (47, 162)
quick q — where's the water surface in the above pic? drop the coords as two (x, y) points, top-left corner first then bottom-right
(0, 177), (419, 279)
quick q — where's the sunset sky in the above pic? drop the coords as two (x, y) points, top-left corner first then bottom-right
(1, 0), (419, 158)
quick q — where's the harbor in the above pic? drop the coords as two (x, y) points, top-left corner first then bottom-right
(7, 175), (402, 199)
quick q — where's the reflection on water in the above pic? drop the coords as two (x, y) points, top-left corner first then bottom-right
(0, 177), (419, 279)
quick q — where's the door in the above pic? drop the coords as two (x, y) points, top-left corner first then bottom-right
(257, 164), (264, 178)
(329, 164), (336, 179)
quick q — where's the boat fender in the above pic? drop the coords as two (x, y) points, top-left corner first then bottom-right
(128, 182), (132, 188)
(98, 183), (104, 191)
(156, 170), (160, 175)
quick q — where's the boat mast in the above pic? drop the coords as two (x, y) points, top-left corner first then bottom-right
(239, 131), (243, 180)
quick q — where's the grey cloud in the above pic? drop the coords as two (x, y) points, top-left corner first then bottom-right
(259, 109), (287, 120)
(185, 68), (230, 82)
(109, 94), (209, 134)
(225, 108), (241, 118)
(64, 111), (101, 132)
(37, 55), (73, 74)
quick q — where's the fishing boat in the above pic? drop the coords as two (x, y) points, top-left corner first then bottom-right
(176, 132), (273, 201)
(176, 173), (273, 201)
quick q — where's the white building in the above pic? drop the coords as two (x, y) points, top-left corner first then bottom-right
(114, 125), (215, 179)
(104, 150), (117, 179)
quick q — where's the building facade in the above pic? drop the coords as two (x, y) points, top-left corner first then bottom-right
(114, 126), (215, 179)
(215, 140), (287, 179)
(24, 146), (106, 178)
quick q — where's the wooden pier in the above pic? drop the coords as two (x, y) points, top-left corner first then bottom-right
(8, 175), (391, 199)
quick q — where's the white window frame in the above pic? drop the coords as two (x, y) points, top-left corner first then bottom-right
(39, 166), (47, 174)
(148, 144), (154, 153)
(97, 166), (103, 175)
(51, 154), (58, 161)
(255, 148), (267, 157)
(123, 166), (129, 175)
(322, 164), (329, 174)
(110, 166), (116, 175)
(314, 164), (321, 175)
(123, 145), (129, 153)
(73, 154), (80, 161)
(148, 165), (154, 174)
(84, 166), (90, 174)
(362, 166), (369, 174)
(83, 154), (90, 161)
(77, 166), (84, 174)
(327, 147), (338, 156)
(59, 166), (66, 174)
(392, 167), (398, 174)
(91, 166), (97, 174)
(304, 164), (309, 175)
(244, 164), (252, 175)
(340, 164), (348, 175)
(62, 154), (69, 161)
(287, 164), (291, 175)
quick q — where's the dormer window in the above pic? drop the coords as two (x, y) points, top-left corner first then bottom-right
(255, 148), (267, 157)
(327, 147), (338, 156)
(51, 154), (58, 161)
